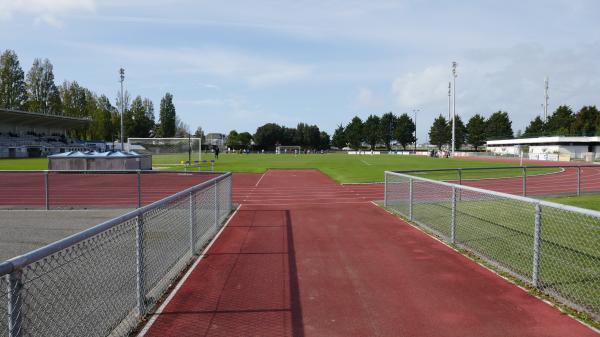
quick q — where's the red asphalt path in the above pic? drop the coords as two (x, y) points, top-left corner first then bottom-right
(141, 169), (597, 337)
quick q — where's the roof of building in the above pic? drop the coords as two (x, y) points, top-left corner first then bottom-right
(0, 108), (91, 129)
(48, 150), (145, 158)
(487, 136), (600, 146)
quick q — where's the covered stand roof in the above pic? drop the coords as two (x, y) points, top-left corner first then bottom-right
(0, 108), (91, 129)
(48, 151), (145, 158)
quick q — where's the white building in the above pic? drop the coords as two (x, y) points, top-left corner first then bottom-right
(486, 136), (600, 161)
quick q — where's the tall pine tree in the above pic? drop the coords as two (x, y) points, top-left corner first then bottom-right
(26, 58), (61, 113)
(157, 92), (176, 137)
(0, 49), (27, 109)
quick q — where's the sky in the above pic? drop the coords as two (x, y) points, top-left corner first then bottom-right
(1, 0), (600, 141)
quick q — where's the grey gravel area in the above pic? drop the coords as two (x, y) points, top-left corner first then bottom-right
(0, 209), (132, 261)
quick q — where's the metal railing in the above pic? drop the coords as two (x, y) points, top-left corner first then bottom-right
(384, 171), (600, 321)
(398, 165), (600, 197)
(0, 172), (233, 337)
(0, 170), (224, 209)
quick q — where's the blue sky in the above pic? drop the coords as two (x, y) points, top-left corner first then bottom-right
(1, 0), (600, 141)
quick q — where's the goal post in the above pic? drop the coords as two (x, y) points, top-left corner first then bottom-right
(276, 145), (301, 154)
(127, 137), (202, 166)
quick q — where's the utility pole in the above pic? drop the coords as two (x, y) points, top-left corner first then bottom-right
(451, 62), (458, 155)
(544, 77), (549, 123)
(413, 109), (420, 152)
(119, 68), (125, 151)
(448, 82), (452, 120)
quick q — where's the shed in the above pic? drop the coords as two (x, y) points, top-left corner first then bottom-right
(48, 151), (152, 170)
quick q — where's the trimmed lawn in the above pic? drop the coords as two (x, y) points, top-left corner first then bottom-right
(0, 153), (557, 183)
(542, 194), (600, 212)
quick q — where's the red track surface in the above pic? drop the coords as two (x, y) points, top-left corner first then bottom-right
(142, 170), (597, 337)
(0, 172), (220, 207)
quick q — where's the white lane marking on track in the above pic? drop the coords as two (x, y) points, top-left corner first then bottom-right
(137, 205), (241, 337)
(360, 159), (372, 166)
(255, 171), (268, 187)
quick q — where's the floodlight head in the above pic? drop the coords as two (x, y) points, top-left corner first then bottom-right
(452, 62), (458, 77)
(119, 68), (125, 81)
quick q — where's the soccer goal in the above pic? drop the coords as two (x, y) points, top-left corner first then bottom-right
(276, 145), (301, 154)
(128, 137), (202, 167)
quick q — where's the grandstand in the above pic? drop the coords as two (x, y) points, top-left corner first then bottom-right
(0, 108), (91, 158)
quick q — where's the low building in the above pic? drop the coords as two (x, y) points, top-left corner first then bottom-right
(205, 133), (226, 150)
(486, 136), (600, 161)
(48, 151), (152, 170)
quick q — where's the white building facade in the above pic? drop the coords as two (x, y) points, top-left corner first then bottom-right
(486, 136), (600, 161)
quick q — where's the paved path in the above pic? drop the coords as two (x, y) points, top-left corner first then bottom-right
(141, 170), (597, 336)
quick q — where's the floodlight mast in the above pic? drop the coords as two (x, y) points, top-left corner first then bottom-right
(451, 62), (457, 156)
(119, 68), (125, 150)
(413, 109), (420, 152)
(448, 82), (451, 120)
(544, 77), (549, 123)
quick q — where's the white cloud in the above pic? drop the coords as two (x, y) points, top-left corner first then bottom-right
(392, 65), (450, 108)
(355, 87), (382, 109)
(86, 45), (313, 87)
(0, 0), (95, 26)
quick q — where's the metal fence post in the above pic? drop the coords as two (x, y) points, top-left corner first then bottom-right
(458, 169), (462, 185)
(384, 173), (388, 207)
(135, 214), (145, 317)
(409, 178), (414, 221)
(451, 186), (457, 244)
(137, 170), (142, 208)
(8, 270), (23, 337)
(522, 167), (527, 197)
(228, 176), (233, 212)
(533, 203), (542, 288)
(189, 191), (196, 255)
(577, 167), (581, 196)
(214, 180), (219, 227)
(44, 170), (49, 210)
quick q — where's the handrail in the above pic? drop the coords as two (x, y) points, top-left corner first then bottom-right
(385, 171), (600, 219)
(393, 164), (598, 174)
(0, 172), (231, 276)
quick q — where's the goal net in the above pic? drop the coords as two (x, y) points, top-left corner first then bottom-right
(276, 145), (301, 154)
(128, 137), (202, 167)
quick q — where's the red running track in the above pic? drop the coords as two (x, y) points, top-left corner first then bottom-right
(141, 169), (597, 337)
(0, 171), (221, 208)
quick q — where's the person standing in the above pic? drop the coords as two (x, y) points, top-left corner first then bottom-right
(214, 146), (220, 159)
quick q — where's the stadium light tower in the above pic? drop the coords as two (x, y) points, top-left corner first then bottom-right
(119, 68), (125, 150)
(448, 82), (451, 120)
(413, 109), (420, 152)
(451, 62), (458, 155)
(544, 77), (549, 123)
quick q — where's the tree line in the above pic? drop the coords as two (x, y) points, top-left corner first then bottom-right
(0, 49), (182, 141)
(523, 105), (600, 138)
(428, 111), (513, 150)
(228, 123), (331, 151)
(331, 113), (416, 150)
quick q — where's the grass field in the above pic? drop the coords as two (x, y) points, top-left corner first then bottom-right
(385, 181), (600, 320)
(542, 195), (600, 211)
(0, 153), (558, 183)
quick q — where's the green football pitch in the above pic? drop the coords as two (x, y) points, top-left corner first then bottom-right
(0, 153), (557, 184)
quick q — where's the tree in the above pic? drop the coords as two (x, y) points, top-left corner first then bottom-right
(26, 58), (61, 113)
(95, 95), (115, 140)
(394, 113), (416, 150)
(572, 106), (599, 136)
(454, 115), (467, 149)
(380, 112), (397, 150)
(174, 116), (189, 137)
(485, 111), (513, 140)
(193, 126), (206, 145)
(0, 49), (27, 109)
(157, 92), (176, 137)
(429, 115), (450, 150)
(466, 114), (486, 151)
(523, 116), (545, 138)
(254, 123), (283, 150)
(331, 124), (346, 149)
(126, 96), (154, 138)
(363, 114), (381, 150)
(237, 132), (253, 149)
(546, 105), (574, 135)
(345, 116), (364, 150)
(318, 131), (330, 150)
(226, 130), (239, 149)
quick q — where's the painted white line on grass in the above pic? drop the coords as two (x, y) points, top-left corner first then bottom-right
(360, 159), (372, 166)
(138, 204), (241, 337)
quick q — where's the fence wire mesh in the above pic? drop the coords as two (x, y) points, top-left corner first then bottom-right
(385, 171), (600, 321)
(0, 173), (233, 337)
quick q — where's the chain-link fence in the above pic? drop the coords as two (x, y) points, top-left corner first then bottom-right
(0, 172), (233, 337)
(384, 171), (600, 321)
(399, 165), (600, 197)
(0, 170), (223, 209)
